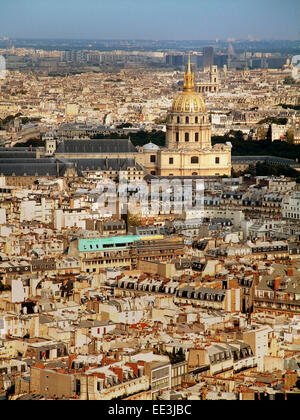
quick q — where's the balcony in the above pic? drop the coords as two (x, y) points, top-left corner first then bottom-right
(254, 296), (300, 314)
(255, 296), (300, 306)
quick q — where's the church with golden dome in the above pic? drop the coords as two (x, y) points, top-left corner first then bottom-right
(139, 55), (232, 177)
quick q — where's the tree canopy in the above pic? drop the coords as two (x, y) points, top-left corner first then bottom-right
(212, 133), (300, 161)
(92, 130), (166, 147)
(232, 161), (300, 182)
(258, 117), (288, 125)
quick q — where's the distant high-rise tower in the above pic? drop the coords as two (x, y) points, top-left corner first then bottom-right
(203, 46), (214, 72)
(228, 43), (235, 56)
(227, 44), (235, 70)
(166, 53), (184, 67)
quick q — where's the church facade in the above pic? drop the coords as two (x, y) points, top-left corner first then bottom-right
(138, 56), (231, 177)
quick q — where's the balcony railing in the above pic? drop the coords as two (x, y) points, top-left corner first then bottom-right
(254, 296), (300, 306)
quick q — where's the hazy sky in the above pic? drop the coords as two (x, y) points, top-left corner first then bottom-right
(0, 0), (299, 40)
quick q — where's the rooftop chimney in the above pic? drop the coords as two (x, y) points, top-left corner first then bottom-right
(68, 354), (77, 371)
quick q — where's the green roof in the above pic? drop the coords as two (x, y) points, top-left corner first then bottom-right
(78, 236), (140, 252)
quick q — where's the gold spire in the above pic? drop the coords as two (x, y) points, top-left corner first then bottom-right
(183, 53), (194, 92)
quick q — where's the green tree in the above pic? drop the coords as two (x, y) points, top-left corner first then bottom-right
(283, 76), (299, 85)
(240, 161), (300, 181)
(92, 129), (166, 147)
(258, 117), (288, 125)
(247, 164), (256, 176)
(286, 128), (294, 144)
(116, 122), (133, 129)
(154, 116), (168, 125)
(211, 134), (300, 161)
(122, 210), (142, 229)
(257, 126), (268, 140)
(279, 104), (300, 111)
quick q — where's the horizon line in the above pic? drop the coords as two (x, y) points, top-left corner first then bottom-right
(1, 37), (300, 42)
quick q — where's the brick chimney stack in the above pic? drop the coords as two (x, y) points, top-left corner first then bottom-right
(274, 276), (281, 298)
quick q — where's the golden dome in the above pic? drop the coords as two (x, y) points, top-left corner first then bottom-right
(171, 53), (206, 113)
(172, 91), (207, 113)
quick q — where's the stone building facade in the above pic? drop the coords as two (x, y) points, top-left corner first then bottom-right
(139, 56), (231, 177)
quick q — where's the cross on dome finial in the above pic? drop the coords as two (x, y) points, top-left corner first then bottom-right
(183, 53), (194, 92)
(187, 53), (191, 74)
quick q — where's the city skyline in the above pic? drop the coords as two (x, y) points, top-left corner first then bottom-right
(0, 0), (300, 41)
(1, 0), (300, 405)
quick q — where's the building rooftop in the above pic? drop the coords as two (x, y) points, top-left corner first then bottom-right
(55, 138), (137, 155)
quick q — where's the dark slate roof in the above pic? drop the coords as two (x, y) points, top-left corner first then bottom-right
(0, 144), (141, 177)
(67, 158), (144, 171)
(0, 158), (73, 177)
(0, 151), (37, 159)
(194, 287), (226, 295)
(0, 158), (52, 164)
(0, 147), (37, 151)
(232, 155), (300, 167)
(0, 163), (63, 177)
(55, 139), (137, 154)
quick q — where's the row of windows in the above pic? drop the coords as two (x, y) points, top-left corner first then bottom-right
(151, 156), (220, 165)
(168, 156), (199, 164)
(83, 242), (129, 251)
(86, 258), (131, 272)
(173, 116), (206, 124)
(85, 257), (131, 266)
(176, 132), (199, 143)
(285, 213), (300, 219)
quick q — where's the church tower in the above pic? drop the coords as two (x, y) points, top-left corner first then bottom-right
(166, 54), (211, 150)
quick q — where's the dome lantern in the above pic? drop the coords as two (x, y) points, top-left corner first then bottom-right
(171, 54), (207, 114)
(183, 53), (194, 92)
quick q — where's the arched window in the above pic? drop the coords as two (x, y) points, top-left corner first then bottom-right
(195, 133), (199, 142)
(177, 116), (180, 124)
(195, 116), (198, 124)
(185, 133), (189, 142)
(186, 116), (189, 124)
(191, 156), (199, 164)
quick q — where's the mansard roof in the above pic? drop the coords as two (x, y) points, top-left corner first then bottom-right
(55, 138), (137, 154)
